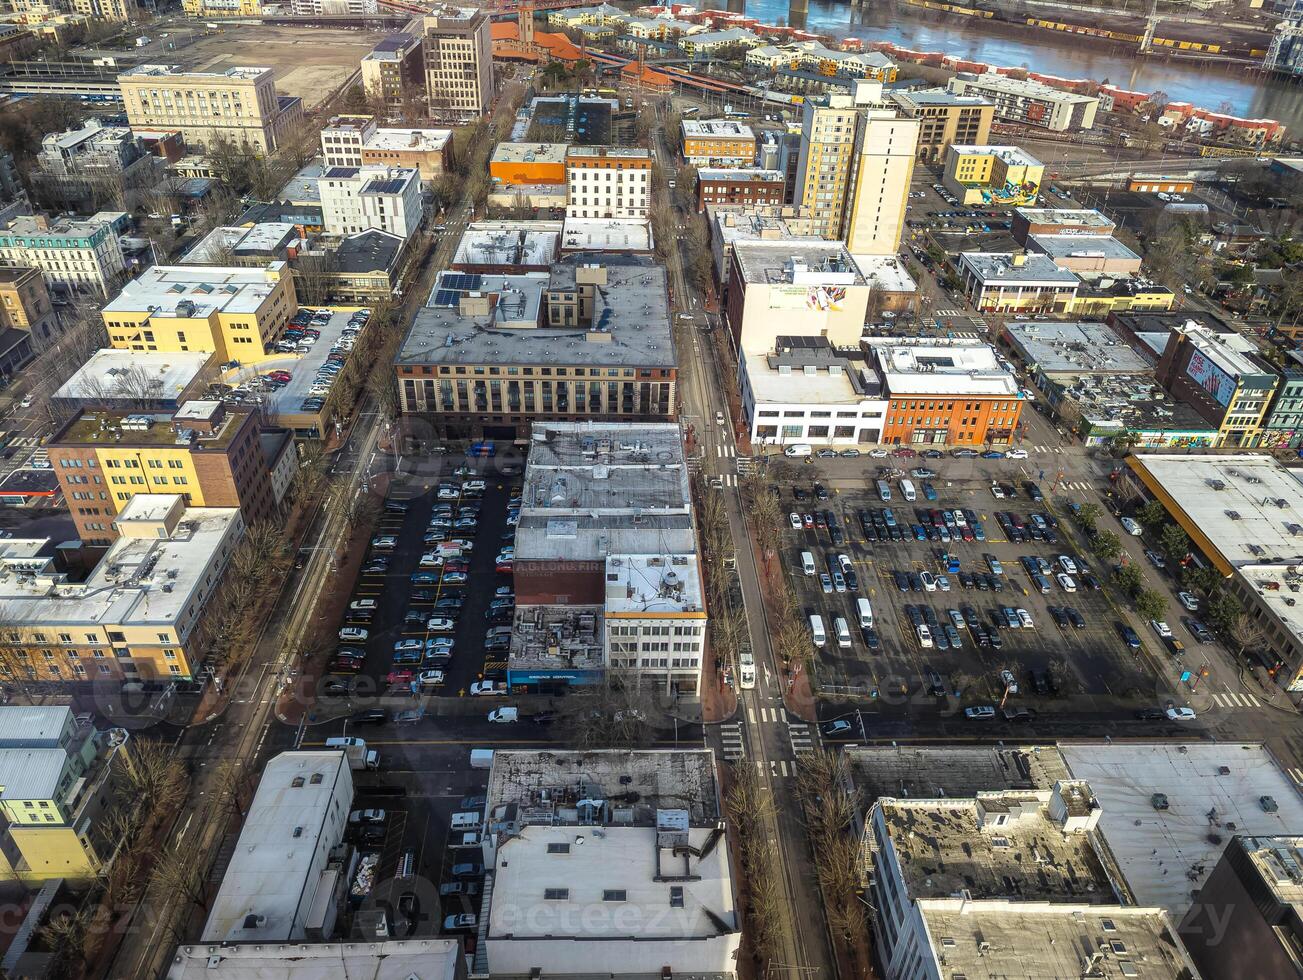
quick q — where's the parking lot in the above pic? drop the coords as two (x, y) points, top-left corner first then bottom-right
(776, 453), (1154, 714)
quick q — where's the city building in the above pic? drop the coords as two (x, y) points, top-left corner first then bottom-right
(318, 166), (422, 240)
(168, 941), (463, 980)
(680, 119), (756, 167)
(677, 26), (762, 57)
(793, 91), (864, 239)
(329, 229), (408, 303)
(31, 118), (155, 211)
(525, 94), (615, 145)
(1011, 207), (1115, 245)
(0, 706), (132, 883)
(319, 115), (377, 168)
(943, 144), (1044, 207)
(947, 73), (1099, 132)
(1261, 349), (1303, 450)
(181, 0), (263, 16)
(740, 335), (887, 449)
(604, 554), (706, 695)
(200, 750), (353, 944)
(490, 142), (568, 186)
(747, 41), (898, 83)
(320, 116), (451, 182)
(476, 749), (738, 976)
(695, 168), (785, 212)
(0, 213), (127, 299)
(866, 338), (1022, 446)
(1001, 319), (1150, 382)
(48, 403), (287, 545)
(565, 146), (651, 219)
(1027, 234), (1143, 275)
(360, 33), (425, 117)
(422, 6), (493, 120)
(451, 220), (559, 273)
(706, 206), (825, 287)
(118, 65), (304, 154)
(181, 223), (297, 266)
(852, 253), (917, 313)
(1071, 275), (1176, 316)
(0, 266), (58, 348)
(957, 251), (1080, 314)
(1179, 835), (1303, 980)
(843, 110), (918, 254)
(52, 350), (216, 413)
(101, 263), (298, 365)
(0, 151), (28, 228)
(0, 494), (244, 682)
(395, 257), (676, 441)
(726, 241), (870, 354)
(558, 217), (652, 255)
(290, 0), (376, 14)
(890, 88), (993, 162)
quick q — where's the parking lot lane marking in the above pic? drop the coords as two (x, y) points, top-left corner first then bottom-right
(1290, 768), (1303, 786)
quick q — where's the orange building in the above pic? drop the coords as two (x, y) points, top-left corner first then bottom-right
(871, 340), (1023, 447)
(490, 142), (568, 185)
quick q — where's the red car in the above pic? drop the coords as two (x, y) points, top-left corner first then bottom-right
(496, 560), (514, 575)
(443, 559), (470, 573)
(891, 447), (917, 458)
(386, 669), (414, 685)
(268, 370), (291, 381)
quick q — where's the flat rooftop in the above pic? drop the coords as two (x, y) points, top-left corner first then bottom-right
(278, 161), (322, 205)
(745, 341), (879, 406)
(709, 206), (824, 249)
(869, 340), (1019, 397)
(959, 252), (1080, 286)
(0, 706), (75, 749)
(1236, 835), (1303, 911)
(1029, 234), (1141, 262)
(846, 745), (1069, 803)
(917, 901), (1195, 979)
(950, 144), (1043, 167)
(1051, 373), (1212, 436)
(52, 350), (212, 404)
(104, 264), (286, 318)
(852, 253), (917, 294)
(605, 554), (702, 615)
(876, 791), (1117, 902)
(202, 751), (351, 943)
(167, 940), (461, 980)
(335, 229), (405, 273)
(1181, 321), (1273, 380)
(1014, 207), (1115, 231)
(893, 87), (991, 107)
(453, 220), (561, 268)
(697, 168), (784, 183)
(682, 119), (755, 140)
(367, 127), (450, 153)
(1004, 320), (1151, 375)
(733, 241), (864, 286)
(1236, 563), (1303, 653)
(1127, 453), (1303, 569)
(508, 603), (604, 672)
(1060, 742), (1303, 920)
(55, 408), (244, 449)
(565, 146), (649, 161)
(491, 142), (568, 166)
(119, 64), (272, 82)
(560, 217), (651, 252)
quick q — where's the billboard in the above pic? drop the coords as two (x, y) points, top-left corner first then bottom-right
(767, 284), (848, 312)
(1185, 349), (1235, 407)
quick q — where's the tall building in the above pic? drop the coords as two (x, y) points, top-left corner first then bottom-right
(0, 214), (127, 299)
(118, 65), (304, 153)
(361, 33), (425, 116)
(318, 166), (423, 239)
(422, 6), (493, 120)
(565, 146), (651, 219)
(890, 88), (994, 163)
(48, 403), (286, 545)
(844, 110), (918, 254)
(793, 94), (861, 239)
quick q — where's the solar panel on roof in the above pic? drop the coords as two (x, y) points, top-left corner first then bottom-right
(441, 273), (482, 291)
(432, 289), (461, 307)
(365, 178), (408, 195)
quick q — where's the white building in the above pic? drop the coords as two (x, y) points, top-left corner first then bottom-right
(290, 0), (376, 12)
(200, 750), (353, 944)
(947, 73), (1098, 132)
(167, 940), (463, 980)
(318, 165), (423, 239)
(605, 554), (706, 695)
(565, 146), (651, 219)
(0, 213), (127, 298)
(319, 115), (376, 169)
(845, 109), (919, 254)
(478, 749), (740, 977)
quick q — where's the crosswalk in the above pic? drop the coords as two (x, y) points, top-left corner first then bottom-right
(736, 455), (756, 475)
(1058, 480), (1093, 492)
(715, 444), (735, 458)
(788, 722), (815, 757)
(746, 705), (785, 724)
(1030, 446), (1067, 455)
(1287, 767), (1303, 788)
(933, 309), (965, 318)
(1209, 690), (1263, 710)
(717, 473), (737, 488)
(720, 722), (745, 761)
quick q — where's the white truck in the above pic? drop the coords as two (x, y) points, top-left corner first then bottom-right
(739, 652), (755, 689)
(326, 736), (379, 770)
(487, 707), (518, 723)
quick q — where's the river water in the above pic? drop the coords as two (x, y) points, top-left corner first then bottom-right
(705, 0), (1303, 133)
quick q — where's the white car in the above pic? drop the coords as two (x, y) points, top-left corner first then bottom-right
(1166, 705), (1196, 721)
(1150, 619), (1173, 639)
(1016, 608), (1034, 629)
(869, 449), (890, 458)
(920, 571), (937, 592)
(426, 617), (456, 632)
(1121, 516), (1143, 536)
(471, 681), (507, 696)
(418, 669), (445, 688)
(1178, 592), (1200, 611)
(1056, 573), (1077, 593)
(990, 483), (1005, 499)
(338, 627), (368, 642)
(1000, 669), (1019, 694)
(789, 513), (803, 530)
(1006, 449), (1029, 459)
(1057, 556), (1078, 575)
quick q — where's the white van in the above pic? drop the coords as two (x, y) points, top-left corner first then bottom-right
(856, 597), (874, 629)
(916, 623), (934, 648)
(900, 479), (917, 502)
(809, 614), (826, 647)
(876, 480), (892, 501)
(800, 551), (816, 576)
(833, 617), (851, 648)
(784, 443), (813, 458)
(469, 748), (495, 769)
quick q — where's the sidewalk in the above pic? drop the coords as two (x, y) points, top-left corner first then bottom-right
(661, 641), (736, 725)
(749, 538), (818, 723)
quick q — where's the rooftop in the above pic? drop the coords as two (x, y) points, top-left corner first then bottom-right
(605, 554), (703, 615)
(1179, 321), (1275, 381)
(0, 747), (76, 801)
(0, 214), (114, 242)
(367, 127), (451, 153)
(334, 229), (405, 274)
(453, 220), (560, 268)
(682, 26), (759, 45)
(697, 167), (784, 183)
(867, 339), (1019, 397)
(950, 143), (1042, 167)
(960, 251), (1080, 286)
(1014, 207), (1115, 232)
(746, 338), (879, 406)
(851, 253), (917, 294)
(846, 745), (1068, 802)
(278, 161), (323, 205)
(508, 603), (604, 672)
(916, 901), (1195, 979)
(491, 142), (569, 166)
(52, 350), (213, 405)
(1235, 835), (1303, 912)
(1029, 234), (1141, 262)
(1127, 453), (1303, 568)
(1048, 372), (1213, 437)
(565, 146), (650, 161)
(682, 119), (756, 140)
(364, 31), (420, 59)
(201, 751), (351, 944)
(54, 407), (244, 450)
(1238, 563), (1303, 653)
(1004, 320), (1151, 376)
(167, 940), (461, 980)
(103, 264), (286, 318)
(733, 241), (865, 286)
(0, 706), (74, 748)
(560, 217), (652, 252)
(1059, 741), (1303, 920)
(119, 64), (271, 82)
(892, 87), (992, 108)
(708, 206), (825, 252)
(952, 72), (1098, 103)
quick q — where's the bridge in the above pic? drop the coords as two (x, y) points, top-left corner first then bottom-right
(0, 60), (121, 101)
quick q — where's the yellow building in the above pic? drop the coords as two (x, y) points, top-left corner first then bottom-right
(0, 495), (244, 684)
(794, 94), (862, 239)
(942, 144), (1044, 206)
(0, 707), (131, 883)
(182, 0), (262, 14)
(1068, 279), (1176, 316)
(100, 263), (298, 365)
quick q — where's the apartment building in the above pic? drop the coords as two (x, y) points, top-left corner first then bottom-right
(0, 706), (135, 884)
(1010, 206), (1115, 245)
(604, 554), (706, 694)
(0, 214), (127, 299)
(70, 0), (139, 21)
(958, 251), (1080, 313)
(680, 119), (756, 167)
(565, 146), (651, 219)
(890, 88), (993, 162)
(319, 115), (376, 168)
(101, 263), (298, 365)
(793, 93), (862, 239)
(318, 166), (423, 239)
(696, 168), (785, 212)
(321, 116), (450, 181)
(181, 0), (263, 16)
(422, 6), (493, 120)
(361, 33), (425, 116)
(48, 402), (284, 546)
(118, 65), (304, 153)
(490, 143), (568, 185)
(865, 338), (1022, 447)
(395, 257), (676, 441)
(0, 494), (244, 682)
(947, 73), (1098, 132)
(290, 0), (376, 13)
(844, 110), (918, 254)
(0, 266), (57, 347)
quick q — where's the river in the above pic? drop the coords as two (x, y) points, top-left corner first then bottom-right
(704, 0), (1303, 133)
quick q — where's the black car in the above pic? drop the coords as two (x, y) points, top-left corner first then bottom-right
(926, 668), (946, 697)
(894, 570), (910, 592)
(958, 571), (976, 590)
(1065, 607), (1086, 629)
(351, 708), (388, 725)
(1118, 623), (1141, 650)
(1185, 617), (1214, 643)
(813, 483), (829, 501)
(961, 605), (979, 628)
(1134, 707), (1165, 721)
(1025, 481), (1044, 502)
(1048, 606), (1069, 629)
(986, 573), (1004, 593)
(1027, 669), (1050, 696)
(793, 487), (808, 501)
(1003, 706), (1036, 723)
(435, 597), (464, 612)
(908, 571), (924, 592)
(862, 627), (881, 651)
(530, 711), (558, 725)
(410, 589), (437, 602)
(829, 526), (845, 546)
(972, 623), (991, 648)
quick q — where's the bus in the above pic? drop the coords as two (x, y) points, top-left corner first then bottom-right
(739, 652), (756, 689)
